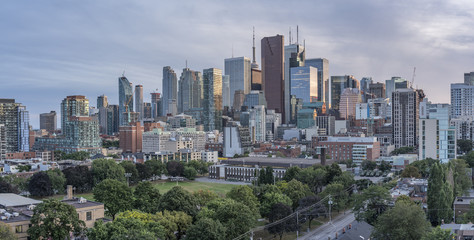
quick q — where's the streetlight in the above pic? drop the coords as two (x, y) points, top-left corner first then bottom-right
(328, 196), (333, 223)
(125, 173), (132, 187)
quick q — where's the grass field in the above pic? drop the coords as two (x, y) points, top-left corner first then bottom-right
(50, 180), (236, 201)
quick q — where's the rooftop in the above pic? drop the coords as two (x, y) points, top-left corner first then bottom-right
(0, 193), (42, 208)
(221, 157), (324, 168)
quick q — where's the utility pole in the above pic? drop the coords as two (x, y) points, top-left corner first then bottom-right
(296, 211), (299, 239)
(328, 196), (333, 223)
(124, 173), (132, 187)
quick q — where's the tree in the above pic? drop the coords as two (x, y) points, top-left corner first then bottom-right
(372, 201), (431, 240)
(145, 159), (167, 177)
(283, 166), (301, 182)
(136, 163), (152, 181)
(0, 221), (17, 240)
(258, 166), (275, 185)
(297, 196), (326, 229)
(400, 165), (421, 178)
(458, 139), (473, 154)
(46, 168), (66, 194)
(28, 171), (53, 197)
(92, 158), (126, 185)
(251, 184), (282, 202)
(295, 167), (327, 193)
(185, 218), (226, 240)
(421, 226), (456, 240)
(88, 215), (165, 240)
(378, 161), (391, 172)
(427, 162), (453, 226)
(227, 185), (260, 214)
(0, 181), (18, 194)
(63, 151), (90, 160)
(2, 175), (27, 192)
(154, 210), (193, 240)
(278, 179), (313, 209)
(267, 203), (296, 240)
(159, 186), (197, 217)
(120, 161), (139, 184)
(449, 158), (472, 197)
(28, 199), (85, 240)
(361, 160), (377, 171)
(186, 160), (210, 175)
(332, 171), (355, 189)
(214, 199), (257, 239)
(193, 190), (218, 208)
(463, 151), (474, 168)
(17, 165), (31, 172)
(353, 185), (391, 224)
(134, 182), (161, 213)
(260, 192), (292, 217)
(63, 165), (94, 192)
(390, 146), (415, 156)
(167, 161), (184, 177)
(319, 183), (348, 212)
(355, 179), (373, 191)
(183, 166), (197, 180)
(410, 158), (437, 178)
(93, 179), (133, 219)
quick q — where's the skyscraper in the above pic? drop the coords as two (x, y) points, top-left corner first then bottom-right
(178, 68), (203, 113)
(135, 85), (144, 121)
(339, 88), (361, 119)
(284, 43), (305, 123)
(61, 95), (89, 131)
(0, 99), (29, 152)
(40, 111), (57, 132)
(151, 93), (161, 118)
(464, 72), (474, 85)
(203, 68), (223, 131)
(368, 82), (386, 99)
(261, 35), (285, 122)
(290, 66), (318, 103)
(224, 57), (251, 107)
(97, 95), (108, 109)
(330, 75), (359, 110)
(392, 88), (424, 148)
(360, 77), (373, 102)
(251, 27), (262, 91)
(162, 66), (178, 116)
(451, 83), (474, 118)
(118, 75), (133, 126)
(385, 77), (408, 101)
(106, 104), (119, 135)
(249, 105), (266, 143)
(222, 75), (231, 108)
(306, 58), (329, 103)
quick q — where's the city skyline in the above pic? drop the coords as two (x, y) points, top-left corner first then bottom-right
(2, 1), (474, 128)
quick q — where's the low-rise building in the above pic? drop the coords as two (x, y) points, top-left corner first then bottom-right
(201, 151), (218, 163)
(315, 136), (380, 165)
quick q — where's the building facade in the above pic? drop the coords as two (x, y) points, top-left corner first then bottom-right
(451, 83), (474, 119)
(290, 66), (318, 103)
(162, 66), (178, 116)
(262, 35), (285, 122)
(39, 111), (57, 132)
(203, 68), (223, 131)
(135, 85), (144, 121)
(118, 76), (133, 126)
(306, 58), (329, 103)
(392, 88), (424, 149)
(224, 57), (251, 106)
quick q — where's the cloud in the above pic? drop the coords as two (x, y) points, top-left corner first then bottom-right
(1, 0), (473, 128)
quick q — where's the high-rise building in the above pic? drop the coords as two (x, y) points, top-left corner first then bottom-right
(135, 85), (144, 121)
(162, 66), (178, 116)
(385, 77), (408, 101)
(284, 43), (305, 123)
(290, 95), (303, 124)
(290, 66), (318, 103)
(451, 116), (474, 142)
(243, 91), (267, 109)
(40, 111), (57, 132)
(203, 68), (223, 131)
(360, 77), (373, 103)
(97, 95), (108, 109)
(178, 68), (203, 114)
(306, 58), (329, 103)
(225, 57), (251, 107)
(262, 35), (285, 122)
(0, 124), (5, 160)
(35, 96), (101, 153)
(118, 75), (133, 126)
(106, 105), (119, 135)
(297, 109), (317, 129)
(222, 75), (231, 108)
(143, 102), (152, 119)
(368, 82), (386, 99)
(150, 93), (161, 118)
(0, 99), (29, 152)
(451, 83), (474, 118)
(233, 90), (245, 112)
(339, 88), (361, 119)
(330, 75), (359, 110)
(315, 116), (336, 136)
(392, 88), (424, 149)
(464, 72), (474, 85)
(249, 105), (266, 143)
(223, 124), (251, 157)
(250, 28), (263, 91)
(97, 95), (108, 134)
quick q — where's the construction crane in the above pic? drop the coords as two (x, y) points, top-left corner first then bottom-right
(411, 67), (416, 88)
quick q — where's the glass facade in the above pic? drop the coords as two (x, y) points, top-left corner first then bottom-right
(118, 76), (133, 126)
(162, 66), (178, 116)
(0, 99), (30, 152)
(306, 58), (329, 103)
(290, 66), (318, 103)
(203, 68), (223, 131)
(224, 57), (251, 107)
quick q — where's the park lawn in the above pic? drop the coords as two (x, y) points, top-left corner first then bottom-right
(152, 181), (236, 197)
(48, 180), (236, 201)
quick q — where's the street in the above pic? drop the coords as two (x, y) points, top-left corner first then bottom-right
(299, 212), (355, 240)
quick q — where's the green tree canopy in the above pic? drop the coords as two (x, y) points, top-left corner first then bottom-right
(319, 183), (349, 212)
(372, 201), (431, 240)
(159, 186), (197, 217)
(390, 146), (415, 156)
(227, 185), (260, 214)
(134, 181), (161, 213)
(278, 179), (313, 209)
(400, 165), (421, 178)
(46, 168), (66, 194)
(361, 160), (377, 171)
(458, 139), (473, 154)
(283, 166), (301, 182)
(185, 218), (226, 240)
(421, 226), (456, 240)
(92, 159), (126, 185)
(87, 215), (165, 240)
(267, 202), (296, 240)
(193, 190), (218, 208)
(214, 199), (257, 239)
(135, 163), (153, 181)
(93, 179), (133, 219)
(183, 166), (197, 180)
(378, 161), (391, 172)
(120, 160), (139, 184)
(167, 161), (184, 177)
(62, 165), (93, 193)
(28, 199), (85, 240)
(353, 185), (391, 224)
(0, 221), (17, 240)
(295, 167), (327, 193)
(28, 171), (53, 197)
(145, 159), (167, 177)
(427, 162), (453, 226)
(449, 158), (472, 197)
(260, 192), (292, 217)
(186, 160), (210, 175)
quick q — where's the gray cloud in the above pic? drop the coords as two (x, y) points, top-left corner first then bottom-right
(1, 0), (473, 128)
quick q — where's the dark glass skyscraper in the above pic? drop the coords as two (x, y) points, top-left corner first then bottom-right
(118, 75), (133, 126)
(306, 58), (329, 103)
(261, 35), (285, 122)
(135, 85), (144, 121)
(178, 68), (202, 113)
(162, 66), (178, 116)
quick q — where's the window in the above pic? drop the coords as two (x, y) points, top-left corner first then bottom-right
(86, 211), (92, 221)
(15, 225), (22, 233)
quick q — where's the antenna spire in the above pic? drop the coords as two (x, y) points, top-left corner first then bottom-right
(297, 25), (299, 45)
(289, 27), (292, 44)
(186, 60), (188, 69)
(252, 27), (256, 64)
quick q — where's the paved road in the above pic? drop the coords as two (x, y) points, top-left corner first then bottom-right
(299, 212), (355, 240)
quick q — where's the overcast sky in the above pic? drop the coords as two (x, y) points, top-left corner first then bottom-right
(2, 0), (474, 128)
